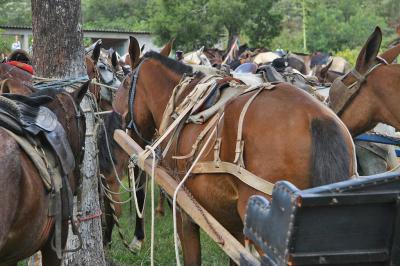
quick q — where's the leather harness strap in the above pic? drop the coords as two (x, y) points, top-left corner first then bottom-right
(233, 84), (276, 168)
(192, 161), (274, 195)
(329, 58), (388, 115)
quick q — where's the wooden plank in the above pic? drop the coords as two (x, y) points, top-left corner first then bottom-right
(114, 129), (260, 265)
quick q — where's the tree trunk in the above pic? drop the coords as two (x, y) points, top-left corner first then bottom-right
(31, 0), (86, 78)
(31, 1), (106, 265)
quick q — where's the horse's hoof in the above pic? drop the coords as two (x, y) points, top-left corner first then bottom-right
(129, 236), (143, 252)
(156, 208), (165, 217)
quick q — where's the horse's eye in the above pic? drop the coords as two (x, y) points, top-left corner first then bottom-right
(99, 65), (106, 70)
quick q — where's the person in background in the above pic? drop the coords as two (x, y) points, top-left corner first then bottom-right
(175, 50), (184, 61)
(0, 52), (7, 63)
(11, 35), (21, 51)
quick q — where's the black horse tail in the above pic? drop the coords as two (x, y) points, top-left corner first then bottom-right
(310, 118), (352, 187)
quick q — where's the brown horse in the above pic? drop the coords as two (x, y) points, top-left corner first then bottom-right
(0, 83), (88, 265)
(112, 36), (356, 265)
(329, 27), (400, 137)
(98, 37), (174, 248)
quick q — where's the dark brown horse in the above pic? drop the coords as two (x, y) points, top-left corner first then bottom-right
(112, 36), (356, 265)
(329, 27), (400, 137)
(0, 83), (88, 265)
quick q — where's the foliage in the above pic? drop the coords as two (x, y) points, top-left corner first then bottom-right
(0, 0), (31, 26)
(82, 0), (150, 31)
(148, 0), (220, 51)
(271, 0), (397, 53)
(0, 32), (13, 54)
(148, 0), (282, 51)
(335, 48), (360, 66)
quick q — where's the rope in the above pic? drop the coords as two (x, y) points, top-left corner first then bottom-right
(90, 79), (118, 91)
(173, 126), (217, 266)
(78, 211), (102, 222)
(145, 145), (157, 266)
(99, 173), (140, 254)
(32, 76), (89, 90)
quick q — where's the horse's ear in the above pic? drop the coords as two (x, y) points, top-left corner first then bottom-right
(72, 81), (90, 104)
(141, 44), (146, 53)
(111, 51), (118, 68)
(355, 27), (382, 73)
(320, 59), (333, 78)
(92, 42), (101, 63)
(160, 38), (174, 57)
(379, 42), (400, 64)
(129, 36), (141, 68)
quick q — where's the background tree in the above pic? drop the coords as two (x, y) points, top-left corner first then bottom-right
(31, 0), (106, 264)
(148, 0), (221, 51)
(83, 0), (149, 31)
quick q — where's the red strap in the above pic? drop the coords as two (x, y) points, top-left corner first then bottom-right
(5, 61), (34, 75)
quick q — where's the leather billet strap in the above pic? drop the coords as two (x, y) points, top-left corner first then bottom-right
(329, 58), (387, 115)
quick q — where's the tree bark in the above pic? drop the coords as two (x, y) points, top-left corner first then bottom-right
(31, 0), (86, 78)
(31, 1), (105, 265)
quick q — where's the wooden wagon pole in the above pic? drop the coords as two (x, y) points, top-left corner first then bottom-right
(113, 129), (260, 265)
(31, 0), (106, 264)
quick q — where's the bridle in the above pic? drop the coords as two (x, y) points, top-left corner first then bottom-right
(328, 56), (388, 116)
(126, 57), (152, 145)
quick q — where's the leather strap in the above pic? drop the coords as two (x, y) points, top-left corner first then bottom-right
(233, 83), (276, 168)
(173, 113), (221, 160)
(192, 161), (274, 195)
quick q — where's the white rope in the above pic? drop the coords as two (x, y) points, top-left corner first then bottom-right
(145, 145), (157, 266)
(90, 78), (118, 90)
(128, 160), (148, 219)
(173, 126), (217, 266)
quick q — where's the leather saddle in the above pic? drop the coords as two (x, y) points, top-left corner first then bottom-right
(234, 62), (258, 74)
(0, 94), (75, 175)
(259, 64), (285, 82)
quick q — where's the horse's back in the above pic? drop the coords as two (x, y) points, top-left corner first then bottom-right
(221, 83), (355, 189)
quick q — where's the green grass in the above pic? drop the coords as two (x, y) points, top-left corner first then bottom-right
(18, 186), (228, 265)
(106, 186), (228, 265)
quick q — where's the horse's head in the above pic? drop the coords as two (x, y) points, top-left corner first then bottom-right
(114, 36), (191, 146)
(329, 26), (400, 136)
(183, 46), (212, 66)
(85, 42), (121, 110)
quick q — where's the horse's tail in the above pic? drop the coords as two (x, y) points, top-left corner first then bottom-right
(310, 117), (352, 187)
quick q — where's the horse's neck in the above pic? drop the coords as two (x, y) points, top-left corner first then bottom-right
(144, 71), (183, 130)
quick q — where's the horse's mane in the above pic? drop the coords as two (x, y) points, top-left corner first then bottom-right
(143, 51), (193, 75)
(8, 49), (31, 65)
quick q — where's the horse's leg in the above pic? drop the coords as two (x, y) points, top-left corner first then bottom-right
(155, 188), (165, 217)
(129, 168), (146, 251)
(176, 210), (201, 266)
(103, 180), (122, 246)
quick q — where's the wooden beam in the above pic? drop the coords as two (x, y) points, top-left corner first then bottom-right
(114, 129), (260, 265)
